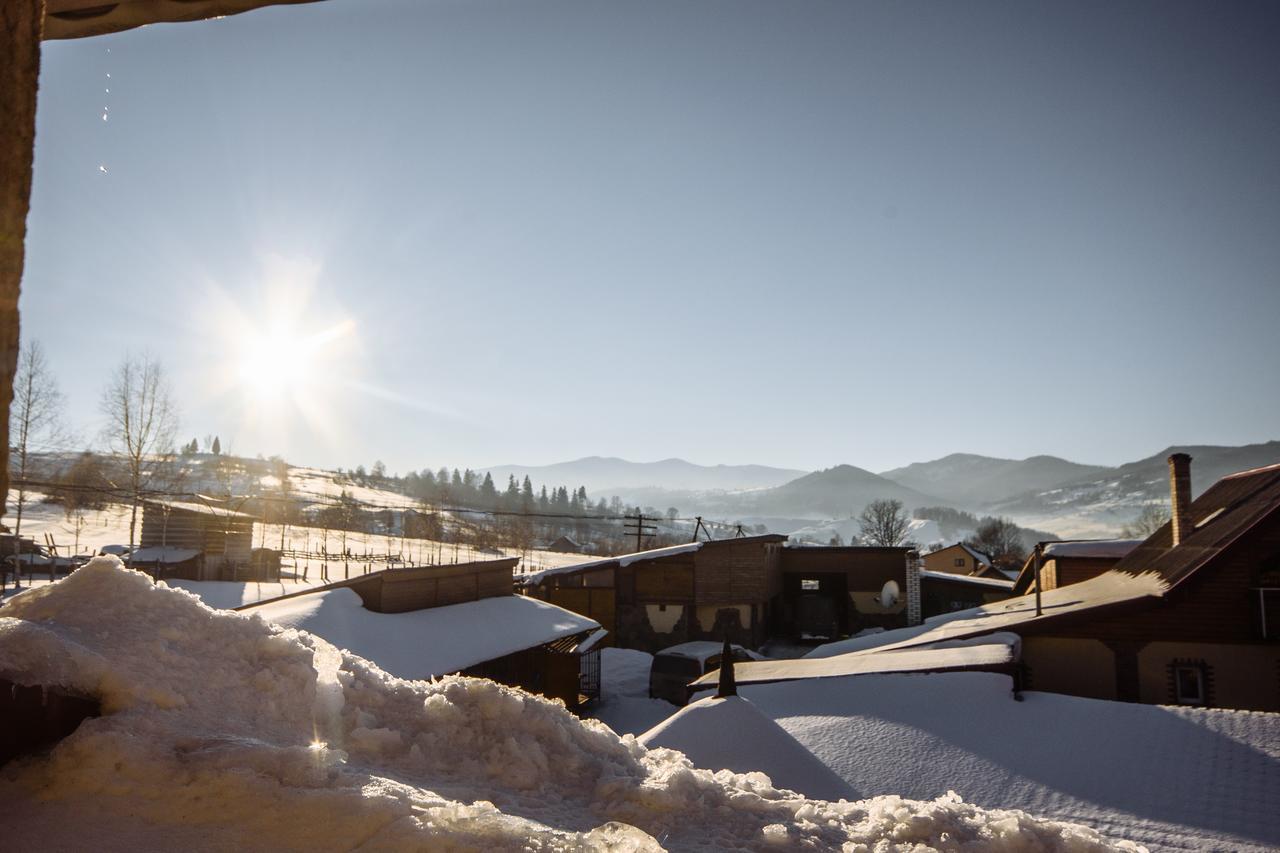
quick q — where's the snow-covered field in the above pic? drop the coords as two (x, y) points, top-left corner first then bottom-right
(734, 671), (1280, 853)
(786, 517), (949, 549)
(4, 491), (587, 581)
(0, 561), (1140, 851)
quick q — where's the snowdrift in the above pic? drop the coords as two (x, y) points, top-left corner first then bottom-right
(0, 558), (1143, 851)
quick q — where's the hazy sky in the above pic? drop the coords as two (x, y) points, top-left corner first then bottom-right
(22, 0), (1280, 475)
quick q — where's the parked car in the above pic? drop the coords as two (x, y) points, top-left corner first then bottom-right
(98, 544), (132, 557)
(648, 641), (763, 706)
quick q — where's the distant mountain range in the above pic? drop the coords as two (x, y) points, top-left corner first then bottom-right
(879, 454), (1111, 509)
(483, 442), (1280, 538)
(480, 456), (806, 495)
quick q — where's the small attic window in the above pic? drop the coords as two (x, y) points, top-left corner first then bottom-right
(1195, 508), (1225, 528)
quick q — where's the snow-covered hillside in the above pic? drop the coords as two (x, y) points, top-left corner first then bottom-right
(0, 561), (1138, 851)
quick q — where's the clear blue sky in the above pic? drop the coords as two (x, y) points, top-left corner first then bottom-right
(22, 0), (1280, 475)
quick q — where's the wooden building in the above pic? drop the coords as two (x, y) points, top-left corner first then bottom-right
(919, 570), (1015, 618)
(523, 538), (928, 650)
(840, 455), (1280, 712)
(246, 558), (605, 711)
(1012, 538), (1142, 594)
(922, 542), (1006, 579)
(135, 500), (257, 581)
(777, 546), (917, 639)
(522, 535), (787, 652)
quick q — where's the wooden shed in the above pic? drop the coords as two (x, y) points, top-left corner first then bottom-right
(245, 558), (606, 712)
(136, 499), (256, 581)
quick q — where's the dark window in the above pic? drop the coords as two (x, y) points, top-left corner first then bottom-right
(1174, 664), (1205, 705)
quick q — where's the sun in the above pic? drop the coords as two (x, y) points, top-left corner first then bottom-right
(236, 325), (317, 400)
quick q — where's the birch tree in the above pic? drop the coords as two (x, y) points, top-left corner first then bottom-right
(100, 353), (179, 548)
(9, 339), (64, 563)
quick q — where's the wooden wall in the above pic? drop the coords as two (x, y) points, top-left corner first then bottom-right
(353, 560), (516, 613)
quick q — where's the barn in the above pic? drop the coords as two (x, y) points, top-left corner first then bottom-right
(134, 499), (257, 581)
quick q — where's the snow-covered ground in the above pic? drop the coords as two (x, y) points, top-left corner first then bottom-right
(587, 647), (679, 737)
(0, 561), (1140, 851)
(737, 671), (1280, 853)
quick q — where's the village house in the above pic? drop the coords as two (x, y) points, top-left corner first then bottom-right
(244, 558), (604, 711)
(521, 535), (787, 652)
(810, 455), (1280, 712)
(522, 538), (929, 651)
(1011, 538), (1142, 594)
(131, 499), (258, 581)
(923, 542), (1007, 579)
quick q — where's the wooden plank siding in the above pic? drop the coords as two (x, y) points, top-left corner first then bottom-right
(352, 560), (518, 613)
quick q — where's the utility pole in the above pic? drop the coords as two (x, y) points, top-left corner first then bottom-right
(1033, 542), (1043, 617)
(624, 513), (657, 552)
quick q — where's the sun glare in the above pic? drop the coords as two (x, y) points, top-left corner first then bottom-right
(202, 255), (360, 446)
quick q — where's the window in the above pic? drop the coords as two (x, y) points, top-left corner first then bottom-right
(954, 558), (966, 567)
(1174, 664), (1205, 705)
(800, 579), (820, 591)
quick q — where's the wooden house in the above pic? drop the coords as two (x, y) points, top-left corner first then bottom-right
(922, 542), (1006, 579)
(833, 455), (1280, 712)
(1011, 538), (1142, 594)
(245, 558), (605, 711)
(134, 500), (257, 581)
(521, 535), (787, 652)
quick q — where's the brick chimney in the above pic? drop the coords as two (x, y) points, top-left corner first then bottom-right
(1168, 453), (1193, 546)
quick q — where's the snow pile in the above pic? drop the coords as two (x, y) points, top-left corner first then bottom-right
(0, 559), (1142, 851)
(740, 671), (1280, 853)
(249, 587), (599, 678)
(641, 696), (855, 802)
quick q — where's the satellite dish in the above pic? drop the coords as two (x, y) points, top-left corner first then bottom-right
(878, 580), (900, 609)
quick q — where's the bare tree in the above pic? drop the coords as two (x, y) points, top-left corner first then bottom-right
(9, 340), (65, 569)
(858, 498), (912, 547)
(1121, 503), (1170, 539)
(965, 516), (1026, 568)
(100, 353), (180, 548)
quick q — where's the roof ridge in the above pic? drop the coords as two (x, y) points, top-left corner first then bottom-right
(1222, 461), (1280, 480)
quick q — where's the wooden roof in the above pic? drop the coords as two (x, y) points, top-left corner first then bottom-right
(43, 0), (324, 41)
(1108, 462), (1280, 589)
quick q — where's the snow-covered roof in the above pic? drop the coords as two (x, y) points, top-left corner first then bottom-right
(521, 541), (704, 585)
(144, 499), (258, 522)
(959, 543), (993, 566)
(1042, 540), (1143, 560)
(655, 640), (760, 665)
(640, 695), (855, 802)
(248, 587), (601, 678)
(736, 670), (1280, 852)
(919, 569), (1015, 589)
(691, 637), (1017, 689)
(128, 546), (200, 565)
(806, 570), (1167, 659)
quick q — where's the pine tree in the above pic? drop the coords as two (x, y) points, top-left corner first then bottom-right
(211, 435), (221, 455)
